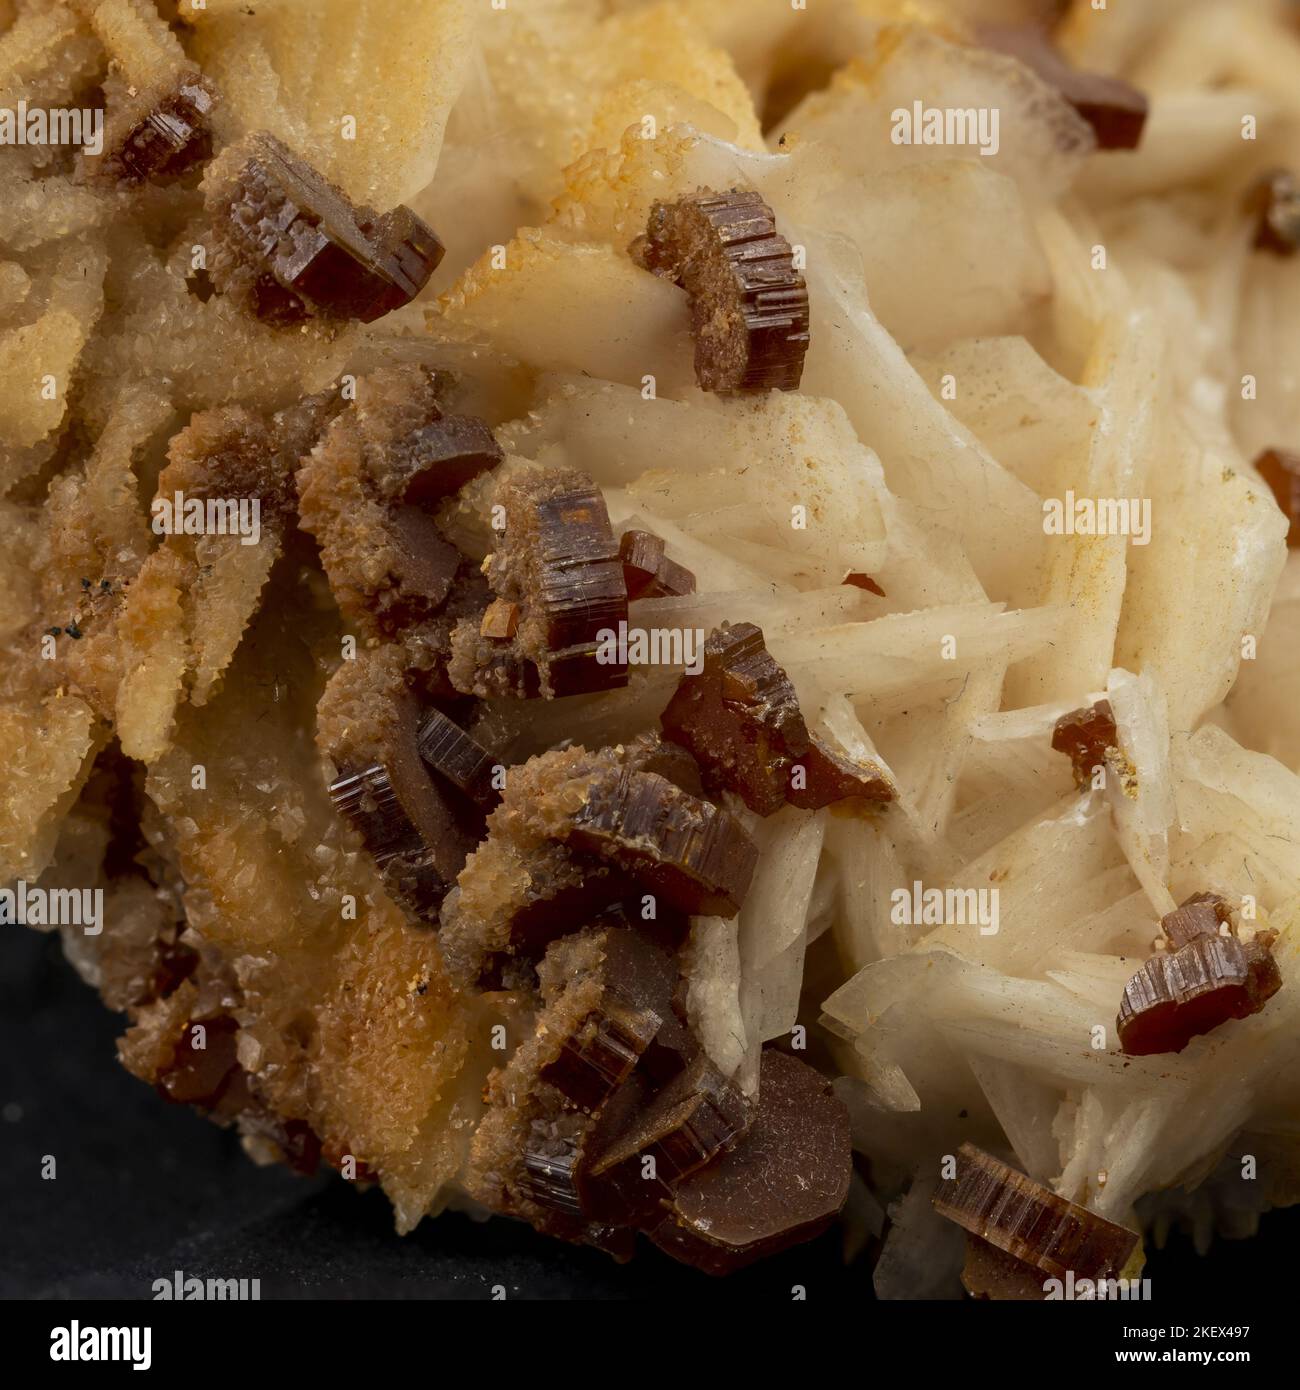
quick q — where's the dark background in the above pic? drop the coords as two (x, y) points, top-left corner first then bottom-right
(2, 925), (1291, 1301)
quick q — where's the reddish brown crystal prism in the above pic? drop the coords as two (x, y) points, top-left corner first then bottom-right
(788, 738), (897, 810)
(1117, 927), (1282, 1056)
(662, 622), (894, 815)
(631, 189), (810, 394)
(98, 72), (220, 185)
(933, 1143), (1139, 1281)
(1051, 699), (1117, 788)
(619, 529), (696, 600)
(415, 707), (500, 810)
(327, 687), (482, 919)
(206, 132), (444, 324)
(378, 414), (504, 508)
(570, 767), (758, 917)
(449, 467), (628, 699)
(650, 1051), (850, 1274)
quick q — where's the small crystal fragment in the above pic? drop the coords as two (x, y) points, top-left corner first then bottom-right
(620, 730), (706, 799)
(158, 1014), (242, 1110)
(98, 71), (220, 185)
(534, 926), (689, 1110)
(479, 598), (519, 639)
(205, 132), (444, 324)
(590, 1052), (749, 1186)
(328, 763), (417, 863)
(383, 506), (465, 624)
(1051, 699), (1117, 788)
(467, 929), (685, 1252)
(541, 992), (663, 1114)
(631, 189), (810, 394)
(437, 748), (634, 980)
(415, 707), (500, 810)
(577, 1056), (750, 1229)
(1248, 170), (1300, 256)
(1254, 448), (1300, 545)
(980, 24), (1148, 150)
(842, 572), (886, 597)
(932, 1143), (1139, 1281)
(619, 529), (696, 600)
(1159, 891), (1232, 949)
(662, 621), (809, 815)
(650, 1051), (850, 1274)
(787, 738), (897, 811)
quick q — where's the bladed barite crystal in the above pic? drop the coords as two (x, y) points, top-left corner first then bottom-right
(1117, 894), (1282, 1056)
(932, 1143), (1139, 1281)
(449, 467), (628, 698)
(631, 189), (810, 394)
(205, 132), (444, 324)
(661, 622), (894, 815)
